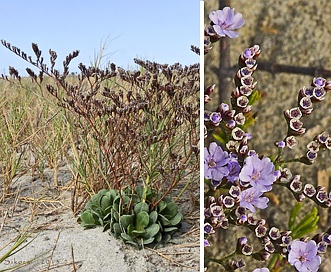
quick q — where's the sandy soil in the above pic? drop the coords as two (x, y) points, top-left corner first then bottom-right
(0, 166), (200, 272)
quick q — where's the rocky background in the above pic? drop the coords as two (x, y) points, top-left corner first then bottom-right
(204, 0), (331, 271)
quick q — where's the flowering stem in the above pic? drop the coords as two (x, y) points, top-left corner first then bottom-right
(278, 157), (302, 164)
(205, 251), (236, 268)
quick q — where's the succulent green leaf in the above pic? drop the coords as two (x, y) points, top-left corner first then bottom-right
(158, 214), (171, 226)
(132, 229), (147, 235)
(163, 226), (178, 232)
(112, 223), (121, 238)
(127, 223), (135, 237)
(136, 211), (149, 229)
(107, 189), (118, 201)
(79, 212), (98, 226)
(135, 186), (144, 198)
(144, 223), (160, 238)
(143, 237), (155, 245)
(149, 210), (158, 224)
(121, 233), (133, 242)
(157, 201), (167, 213)
(161, 202), (178, 218)
(125, 240), (139, 248)
(134, 202), (149, 214)
(120, 214), (135, 230)
(155, 232), (162, 243)
(100, 195), (111, 210)
(111, 208), (119, 222)
(169, 212), (182, 226)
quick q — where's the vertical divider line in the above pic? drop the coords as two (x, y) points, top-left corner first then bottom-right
(199, 1), (205, 271)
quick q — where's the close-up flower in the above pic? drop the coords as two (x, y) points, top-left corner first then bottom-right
(288, 240), (321, 272)
(239, 154), (276, 192)
(204, 142), (230, 181)
(239, 187), (269, 213)
(209, 7), (245, 38)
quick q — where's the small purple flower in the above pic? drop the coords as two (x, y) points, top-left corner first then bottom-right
(204, 223), (215, 234)
(239, 187), (269, 213)
(204, 142), (230, 181)
(252, 268), (270, 272)
(239, 154), (276, 192)
(288, 240), (321, 272)
(204, 239), (210, 247)
(209, 7), (245, 38)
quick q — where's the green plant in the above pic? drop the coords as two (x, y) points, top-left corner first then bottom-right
(78, 186), (182, 248)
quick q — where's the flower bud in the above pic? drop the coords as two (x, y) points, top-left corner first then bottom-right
(222, 196), (235, 208)
(303, 184), (316, 197)
(312, 77), (326, 88)
(316, 190), (328, 203)
(237, 96), (249, 108)
(312, 87), (326, 101)
(285, 107), (302, 119)
(285, 136), (298, 148)
(204, 223), (214, 234)
(232, 127), (245, 141)
(255, 225), (268, 238)
(317, 242), (328, 254)
(289, 176), (303, 193)
(269, 227), (281, 240)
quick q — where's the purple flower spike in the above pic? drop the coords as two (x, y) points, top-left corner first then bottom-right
(288, 240), (321, 272)
(239, 187), (269, 213)
(239, 154), (276, 192)
(209, 7), (245, 38)
(204, 142), (230, 181)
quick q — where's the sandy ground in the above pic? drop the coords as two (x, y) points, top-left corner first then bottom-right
(0, 166), (200, 272)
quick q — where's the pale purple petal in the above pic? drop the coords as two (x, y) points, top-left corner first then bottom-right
(239, 154), (276, 192)
(204, 142), (230, 181)
(288, 240), (321, 272)
(208, 7), (245, 38)
(221, 29), (239, 38)
(239, 187), (269, 213)
(306, 240), (318, 258)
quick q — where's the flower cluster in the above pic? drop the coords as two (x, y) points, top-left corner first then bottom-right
(204, 35), (331, 272)
(278, 77), (331, 154)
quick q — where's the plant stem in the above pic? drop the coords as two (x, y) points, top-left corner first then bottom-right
(205, 251), (236, 269)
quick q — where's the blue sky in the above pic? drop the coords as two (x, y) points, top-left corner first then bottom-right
(0, 1), (200, 74)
